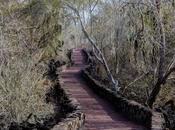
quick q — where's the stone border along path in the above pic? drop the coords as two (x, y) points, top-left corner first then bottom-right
(60, 49), (146, 130)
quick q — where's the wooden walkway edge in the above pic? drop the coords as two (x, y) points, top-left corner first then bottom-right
(61, 49), (146, 130)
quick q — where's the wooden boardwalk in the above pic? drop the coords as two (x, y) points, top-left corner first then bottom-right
(61, 49), (146, 130)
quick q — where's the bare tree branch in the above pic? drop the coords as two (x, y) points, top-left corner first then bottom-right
(64, 1), (120, 91)
(90, 0), (99, 13)
(122, 72), (150, 94)
(92, 46), (103, 64)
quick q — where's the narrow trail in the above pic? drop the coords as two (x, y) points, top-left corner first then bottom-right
(61, 49), (146, 130)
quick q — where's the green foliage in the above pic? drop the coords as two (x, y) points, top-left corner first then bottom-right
(18, 0), (63, 60)
(69, 0), (175, 108)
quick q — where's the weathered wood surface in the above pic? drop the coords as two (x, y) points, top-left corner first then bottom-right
(60, 49), (146, 130)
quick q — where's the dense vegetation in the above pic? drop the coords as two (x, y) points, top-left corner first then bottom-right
(64, 0), (175, 129)
(0, 0), (63, 129)
(1, 0), (175, 129)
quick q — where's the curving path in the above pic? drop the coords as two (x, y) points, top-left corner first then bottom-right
(61, 49), (146, 130)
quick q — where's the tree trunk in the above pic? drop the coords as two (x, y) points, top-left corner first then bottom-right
(66, 2), (120, 91)
(148, 0), (166, 108)
(148, 79), (162, 107)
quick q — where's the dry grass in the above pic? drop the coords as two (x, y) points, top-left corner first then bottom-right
(0, 56), (54, 128)
(0, 0), (62, 129)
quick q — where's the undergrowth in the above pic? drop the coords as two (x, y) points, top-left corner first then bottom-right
(0, 0), (63, 129)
